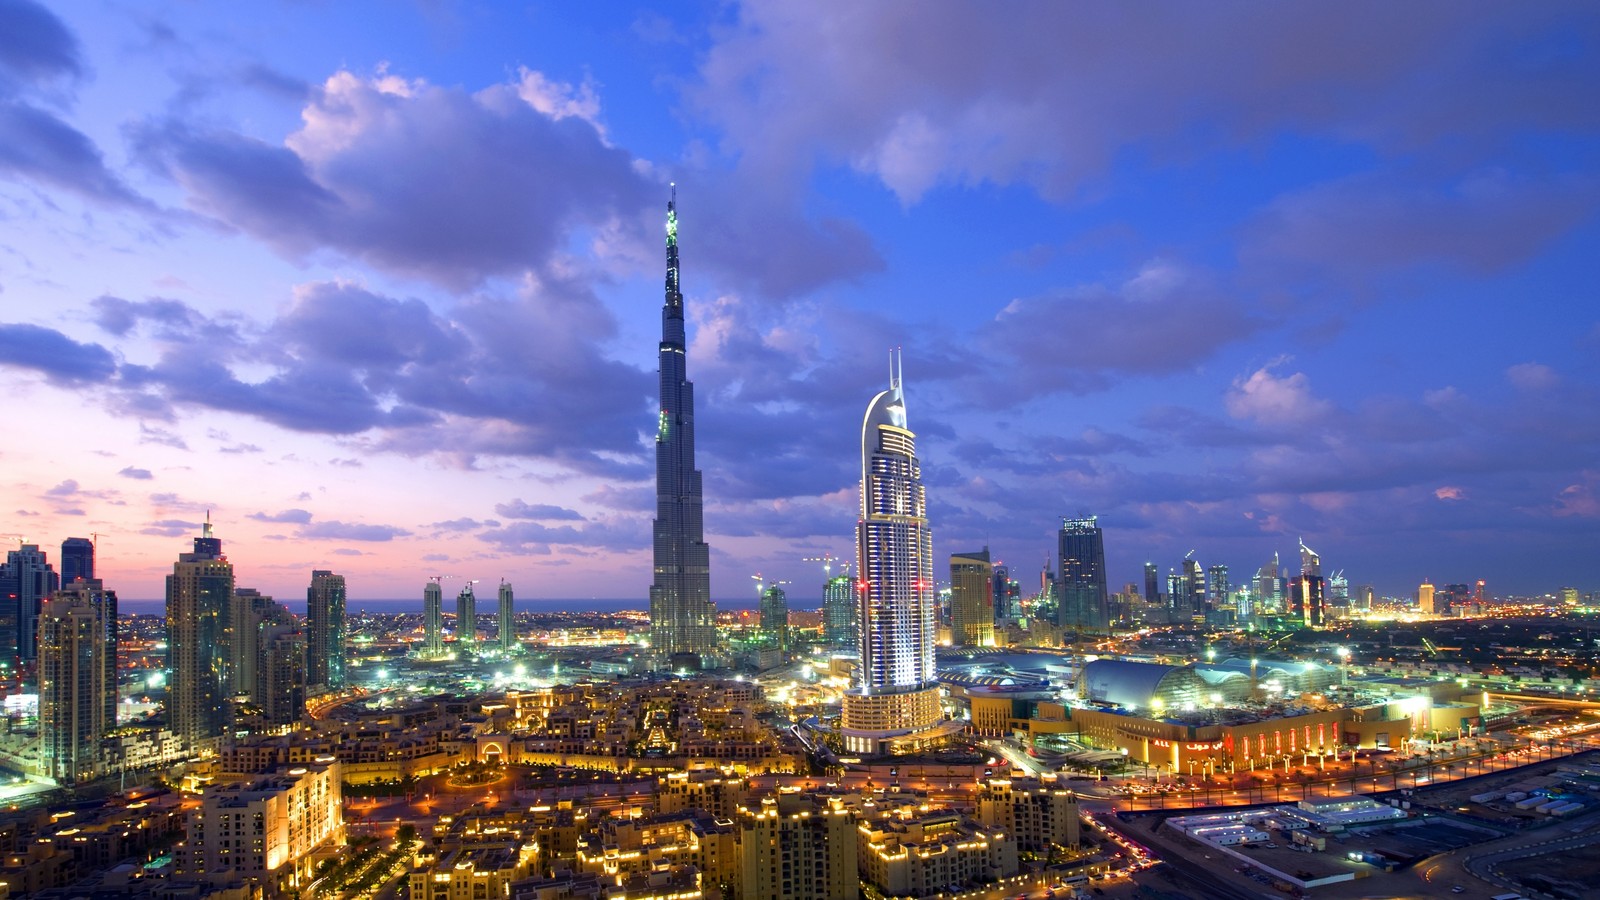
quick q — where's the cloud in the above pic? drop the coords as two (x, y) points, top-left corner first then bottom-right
(1506, 362), (1559, 392)
(493, 499), (585, 521)
(134, 68), (653, 288)
(0, 323), (117, 384)
(429, 518), (488, 532)
(330, 548), (364, 556)
(476, 519), (645, 553)
(298, 520), (411, 541)
(1225, 361), (1332, 425)
(141, 518), (200, 537)
(0, 102), (152, 207)
(45, 479), (78, 496)
(0, 0), (81, 86)
(248, 508), (313, 524)
(1434, 486), (1467, 501)
(118, 466), (153, 480)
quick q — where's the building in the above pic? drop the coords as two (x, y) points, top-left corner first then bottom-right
(858, 808), (1017, 898)
(411, 845), (538, 900)
(1057, 518), (1109, 633)
(759, 585), (788, 651)
(1289, 575), (1325, 628)
(822, 575), (857, 652)
(39, 579), (117, 784)
(0, 543), (59, 663)
(1298, 538), (1321, 578)
(166, 519), (235, 751)
(307, 569), (346, 693)
(457, 582), (477, 653)
(739, 795), (857, 900)
(649, 186), (718, 670)
(1255, 552), (1282, 614)
(498, 580), (517, 654)
(179, 760), (343, 889)
(423, 579), (444, 657)
(840, 354), (961, 755)
(976, 777), (1081, 852)
(257, 604), (306, 727)
(1207, 564), (1230, 607)
(1143, 561), (1160, 607)
(1418, 580), (1437, 615)
(59, 536), (95, 585)
(950, 549), (995, 647)
(1181, 555), (1205, 618)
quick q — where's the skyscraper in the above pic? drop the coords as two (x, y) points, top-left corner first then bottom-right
(1255, 552), (1282, 613)
(307, 570), (346, 693)
(423, 579), (443, 657)
(166, 519), (235, 751)
(231, 587), (275, 705)
(950, 548), (994, 647)
(822, 575), (857, 652)
(1207, 564), (1230, 607)
(840, 355), (953, 755)
(759, 585), (789, 651)
(498, 581), (516, 655)
(1298, 538), (1321, 579)
(649, 186), (716, 668)
(257, 601), (306, 727)
(0, 543), (59, 663)
(1289, 575), (1324, 628)
(1143, 561), (1160, 606)
(1418, 579), (1437, 615)
(1056, 518), (1109, 633)
(1180, 555), (1205, 618)
(39, 578), (117, 784)
(60, 537), (95, 585)
(456, 583), (477, 653)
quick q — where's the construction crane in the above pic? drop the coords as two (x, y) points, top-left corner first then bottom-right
(803, 553), (852, 578)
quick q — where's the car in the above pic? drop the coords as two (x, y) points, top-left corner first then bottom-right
(1451, 887), (1465, 894)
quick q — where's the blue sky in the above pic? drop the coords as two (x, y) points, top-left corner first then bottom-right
(1, 0), (1597, 603)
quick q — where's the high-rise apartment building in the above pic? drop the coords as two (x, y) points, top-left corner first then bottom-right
(649, 187), (717, 669)
(840, 356), (956, 755)
(950, 549), (994, 647)
(822, 575), (857, 652)
(307, 570), (346, 693)
(180, 760), (343, 887)
(759, 585), (789, 651)
(0, 543), (59, 663)
(456, 583), (477, 653)
(254, 599), (304, 727)
(231, 587), (275, 703)
(166, 519), (235, 751)
(1057, 518), (1109, 632)
(423, 579), (443, 657)
(39, 578), (117, 784)
(497, 581), (516, 655)
(59, 537), (95, 585)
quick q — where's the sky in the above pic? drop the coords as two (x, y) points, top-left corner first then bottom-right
(1, 1), (1598, 605)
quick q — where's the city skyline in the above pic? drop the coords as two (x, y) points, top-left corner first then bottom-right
(2, 2), (1598, 602)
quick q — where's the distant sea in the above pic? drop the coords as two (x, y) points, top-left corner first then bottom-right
(114, 598), (770, 615)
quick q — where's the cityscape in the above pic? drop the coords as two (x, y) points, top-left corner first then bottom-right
(2, 4), (1599, 900)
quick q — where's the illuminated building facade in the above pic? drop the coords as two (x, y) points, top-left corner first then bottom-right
(423, 579), (443, 657)
(950, 548), (995, 646)
(498, 580), (516, 654)
(0, 543), (58, 663)
(841, 356), (957, 755)
(1289, 575), (1325, 628)
(306, 569), (345, 693)
(739, 795), (858, 900)
(166, 519), (234, 751)
(1418, 579), (1437, 615)
(759, 585), (789, 650)
(180, 760), (343, 889)
(1057, 518), (1109, 632)
(456, 583), (477, 653)
(649, 186), (717, 668)
(39, 579), (117, 783)
(822, 575), (857, 651)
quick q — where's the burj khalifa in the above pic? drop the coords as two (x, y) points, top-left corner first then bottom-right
(648, 186), (717, 668)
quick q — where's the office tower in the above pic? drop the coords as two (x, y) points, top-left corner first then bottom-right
(823, 575), (857, 652)
(649, 186), (717, 669)
(1181, 554), (1205, 617)
(231, 587), (275, 703)
(166, 519), (235, 750)
(1418, 580), (1436, 615)
(1327, 570), (1349, 616)
(1356, 584), (1375, 611)
(1207, 564), (1230, 607)
(307, 570), (346, 693)
(257, 603), (306, 727)
(39, 578), (117, 784)
(456, 583), (477, 653)
(759, 585), (789, 650)
(1255, 552), (1282, 613)
(497, 581), (516, 655)
(60, 537), (94, 585)
(1057, 518), (1109, 633)
(1143, 562), (1160, 606)
(1166, 571), (1183, 615)
(0, 543), (59, 663)
(1298, 538), (1322, 578)
(1289, 575), (1324, 628)
(423, 579), (443, 657)
(840, 355), (951, 755)
(950, 548), (994, 647)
